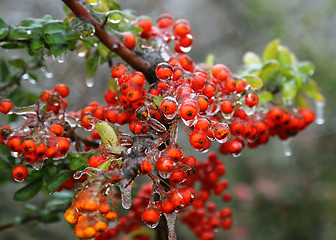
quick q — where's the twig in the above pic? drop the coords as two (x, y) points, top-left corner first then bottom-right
(61, 0), (150, 77)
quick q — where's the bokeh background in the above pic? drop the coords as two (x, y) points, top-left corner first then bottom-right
(0, 0), (335, 239)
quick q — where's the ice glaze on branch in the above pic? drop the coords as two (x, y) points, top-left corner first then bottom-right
(61, 0), (151, 78)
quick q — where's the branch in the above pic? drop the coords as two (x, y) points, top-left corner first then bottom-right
(61, 0), (150, 77)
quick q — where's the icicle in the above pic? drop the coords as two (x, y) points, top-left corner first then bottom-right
(315, 100), (325, 125)
(120, 182), (133, 209)
(282, 138), (292, 157)
(164, 212), (177, 240)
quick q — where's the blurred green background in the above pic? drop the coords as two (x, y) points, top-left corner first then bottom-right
(0, 0), (335, 239)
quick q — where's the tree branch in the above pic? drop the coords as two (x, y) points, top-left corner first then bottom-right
(61, 0), (150, 77)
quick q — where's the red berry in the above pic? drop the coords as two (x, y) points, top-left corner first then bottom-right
(54, 84), (69, 98)
(12, 165), (28, 181)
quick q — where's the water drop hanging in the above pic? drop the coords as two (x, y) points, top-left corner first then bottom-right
(315, 100), (325, 125)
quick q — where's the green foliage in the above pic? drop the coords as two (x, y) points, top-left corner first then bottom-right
(242, 39), (323, 107)
(14, 177), (43, 201)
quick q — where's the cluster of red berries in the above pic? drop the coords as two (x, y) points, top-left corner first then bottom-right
(64, 180), (119, 239)
(180, 152), (232, 239)
(0, 84), (73, 180)
(39, 83), (69, 114)
(220, 106), (316, 156)
(136, 14), (193, 53)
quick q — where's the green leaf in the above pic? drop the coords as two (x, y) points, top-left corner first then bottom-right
(296, 93), (308, 108)
(0, 59), (9, 82)
(205, 54), (215, 67)
(44, 33), (66, 45)
(97, 159), (112, 171)
(0, 18), (9, 39)
(46, 171), (72, 193)
(41, 210), (60, 223)
(277, 46), (291, 66)
(258, 91), (273, 104)
(49, 44), (68, 57)
(95, 121), (125, 154)
(282, 79), (297, 100)
(301, 78), (324, 101)
(43, 21), (64, 34)
(98, 42), (110, 59)
(297, 61), (315, 76)
(0, 41), (25, 49)
(69, 157), (87, 171)
(9, 59), (26, 69)
(8, 26), (32, 39)
(153, 95), (164, 107)
(31, 36), (44, 50)
(14, 178), (43, 201)
(7, 87), (24, 105)
(85, 50), (100, 78)
(263, 39), (280, 62)
(45, 198), (71, 210)
(260, 60), (280, 83)
(241, 74), (263, 89)
(0, 159), (10, 169)
(243, 51), (261, 67)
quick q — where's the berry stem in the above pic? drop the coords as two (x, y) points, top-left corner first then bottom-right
(61, 0), (150, 77)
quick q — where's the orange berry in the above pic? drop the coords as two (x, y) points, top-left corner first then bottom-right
(123, 33), (136, 49)
(12, 165), (28, 181)
(64, 206), (78, 225)
(21, 139), (36, 154)
(50, 123), (64, 136)
(83, 200), (98, 211)
(140, 160), (152, 175)
(94, 221), (108, 233)
(84, 226), (96, 238)
(174, 19), (191, 37)
(98, 203), (111, 214)
(7, 136), (22, 152)
(168, 148), (182, 162)
(104, 211), (118, 221)
(160, 98), (177, 115)
(0, 100), (14, 114)
(54, 84), (69, 98)
(111, 63), (128, 78)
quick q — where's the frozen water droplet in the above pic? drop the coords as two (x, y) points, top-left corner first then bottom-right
(180, 45), (192, 53)
(315, 100), (325, 125)
(77, 51), (86, 58)
(282, 139), (292, 157)
(53, 53), (65, 63)
(22, 73), (29, 80)
(31, 160), (44, 170)
(11, 151), (21, 158)
(86, 77), (94, 87)
(41, 67), (53, 79)
(73, 171), (87, 180)
(164, 212), (177, 240)
(120, 182), (133, 209)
